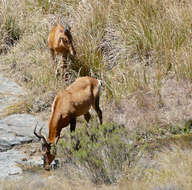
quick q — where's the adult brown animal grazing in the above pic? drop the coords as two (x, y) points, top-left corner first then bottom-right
(48, 24), (76, 78)
(34, 76), (103, 170)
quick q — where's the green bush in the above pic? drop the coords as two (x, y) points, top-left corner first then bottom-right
(58, 122), (131, 184)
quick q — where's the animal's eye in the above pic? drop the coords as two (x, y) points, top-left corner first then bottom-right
(64, 39), (68, 43)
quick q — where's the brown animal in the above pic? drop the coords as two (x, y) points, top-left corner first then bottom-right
(48, 24), (76, 78)
(34, 76), (103, 170)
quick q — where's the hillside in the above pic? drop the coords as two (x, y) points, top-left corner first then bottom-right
(1, 0), (192, 189)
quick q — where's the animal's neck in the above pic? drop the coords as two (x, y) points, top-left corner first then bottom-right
(47, 115), (59, 144)
(47, 114), (70, 144)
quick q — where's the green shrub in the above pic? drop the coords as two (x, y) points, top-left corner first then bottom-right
(58, 122), (131, 184)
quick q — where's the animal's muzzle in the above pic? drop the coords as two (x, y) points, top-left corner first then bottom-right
(44, 165), (51, 171)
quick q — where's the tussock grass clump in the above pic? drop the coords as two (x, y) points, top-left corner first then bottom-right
(104, 0), (192, 98)
(0, 0), (25, 53)
(70, 0), (110, 77)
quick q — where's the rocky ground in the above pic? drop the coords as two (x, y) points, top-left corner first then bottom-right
(0, 73), (47, 179)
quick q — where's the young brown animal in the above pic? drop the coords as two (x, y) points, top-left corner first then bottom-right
(48, 24), (76, 78)
(34, 76), (102, 170)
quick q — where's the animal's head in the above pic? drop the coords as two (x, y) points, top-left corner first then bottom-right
(59, 25), (76, 56)
(34, 126), (56, 170)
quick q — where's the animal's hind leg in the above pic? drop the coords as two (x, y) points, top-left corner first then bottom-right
(84, 112), (91, 123)
(84, 112), (92, 137)
(70, 118), (76, 133)
(93, 96), (103, 125)
(70, 118), (76, 144)
(70, 118), (80, 150)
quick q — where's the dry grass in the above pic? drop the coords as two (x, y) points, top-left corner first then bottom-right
(1, 0), (192, 119)
(0, 176), (117, 190)
(119, 136), (192, 190)
(1, 0), (192, 188)
(0, 100), (29, 119)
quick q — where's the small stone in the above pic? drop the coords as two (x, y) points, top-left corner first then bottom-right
(8, 167), (22, 176)
(21, 158), (27, 161)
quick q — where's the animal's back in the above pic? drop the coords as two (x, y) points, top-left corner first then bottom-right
(60, 77), (99, 116)
(66, 76), (98, 92)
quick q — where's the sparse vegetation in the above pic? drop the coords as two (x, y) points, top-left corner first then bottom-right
(1, 0), (192, 189)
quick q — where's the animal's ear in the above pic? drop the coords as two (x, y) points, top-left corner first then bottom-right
(65, 25), (72, 33)
(68, 26), (72, 32)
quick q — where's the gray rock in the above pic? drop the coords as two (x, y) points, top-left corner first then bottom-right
(0, 74), (50, 179)
(0, 149), (24, 178)
(0, 74), (25, 112)
(0, 114), (47, 151)
(0, 74), (24, 95)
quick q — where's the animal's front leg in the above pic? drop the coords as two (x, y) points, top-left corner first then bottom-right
(50, 49), (57, 73)
(62, 54), (68, 81)
(70, 118), (80, 150)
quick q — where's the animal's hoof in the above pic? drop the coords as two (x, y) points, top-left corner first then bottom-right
(52, 159), (60, 169)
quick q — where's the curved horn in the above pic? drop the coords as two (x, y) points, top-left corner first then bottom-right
(34, 124), (48, 145)
(34, 124), (41, 139)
